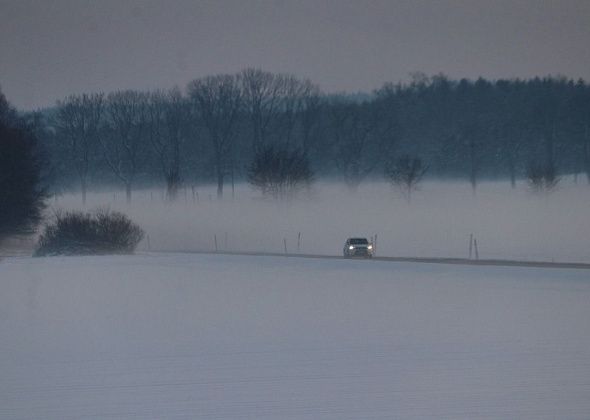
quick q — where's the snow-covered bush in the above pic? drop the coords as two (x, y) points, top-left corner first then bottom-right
(34, 210), (143, 256)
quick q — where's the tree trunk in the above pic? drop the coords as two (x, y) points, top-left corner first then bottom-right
(81, 177), (87, 205)
(126, 182), (132, 204)
(584, 123), (590, 184)
(166, 170), (179, 201)
(545, 122), (555, 169)
(508, 159), (516, 189)
(166, 180), (177, 201)
(216, 170), (224, 199)
(469, 140), (477, 194)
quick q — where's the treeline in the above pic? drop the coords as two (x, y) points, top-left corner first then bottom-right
(29, 70), (590, 200)
(0, 89), (45, 236)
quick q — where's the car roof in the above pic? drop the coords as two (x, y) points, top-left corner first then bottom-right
(347, 237), (368, 242)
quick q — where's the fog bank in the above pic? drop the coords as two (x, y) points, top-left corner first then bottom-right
(44, 180), (588, 263)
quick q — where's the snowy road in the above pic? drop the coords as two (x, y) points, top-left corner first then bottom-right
(1, 253), (590, 419)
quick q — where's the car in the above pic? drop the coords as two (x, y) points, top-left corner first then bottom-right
(343, 237), (373, 258)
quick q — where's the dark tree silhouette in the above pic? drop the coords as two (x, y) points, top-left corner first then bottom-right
(526, 161), (559, 192)
(241, 68), (284, 153)
(147, 89), (189, 200)
(0, 89), (46, 238)
(385, 155), (428, 202)
(248, 145), (313, 199)
(55, 93), (104, 204)
(32, 73), (590, 191)
(329, 100), (381, 189)
(187, 74), (242, 198)
(101, 90), (149, 203)
(299, 86), (323, 155)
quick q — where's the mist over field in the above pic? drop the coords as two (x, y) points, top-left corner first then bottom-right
(48, 179), (590, 263)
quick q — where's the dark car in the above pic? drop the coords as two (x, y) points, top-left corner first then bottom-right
(343, 237), (373, 258)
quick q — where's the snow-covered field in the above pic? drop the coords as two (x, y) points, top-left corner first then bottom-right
(2, 253), (590, 419)
(49, 180), (590, 263)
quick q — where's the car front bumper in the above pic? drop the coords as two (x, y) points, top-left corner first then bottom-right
(345, 247), (373, 257)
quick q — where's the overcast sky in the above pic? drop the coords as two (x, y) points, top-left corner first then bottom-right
(1, 0), (589, 110)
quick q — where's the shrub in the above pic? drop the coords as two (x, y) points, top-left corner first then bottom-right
(34, 209), (144, 256)
(247, 145), (314, 199)
(526, 161), (559, 193)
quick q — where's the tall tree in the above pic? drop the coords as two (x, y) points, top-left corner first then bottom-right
(385, 155), (428, 202)
(0, 88), (45, 238)
(102, 90), (149, 203)
(329, 100), (381, 189)
(187, 74), (242, 198)
(54, 93), (104, 204)
(147, 88), (189, 200)
(240, 69), (284, 153)
(299, 84), (323, 155)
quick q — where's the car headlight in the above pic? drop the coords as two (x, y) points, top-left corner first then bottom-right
(349, 245), (354, 250)
(368, 245), (373, 250)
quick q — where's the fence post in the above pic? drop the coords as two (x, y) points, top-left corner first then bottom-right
(374, 234), (378, 256)
(214, 234), (218, 252)
(297, 232), (301, 252)
(469, 233), (473, 259)
(474, 238), (479, 260)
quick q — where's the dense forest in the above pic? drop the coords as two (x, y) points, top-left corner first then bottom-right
(20, 70), (590, 199)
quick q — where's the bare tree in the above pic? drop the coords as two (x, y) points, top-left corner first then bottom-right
(247, 145), (313, 199)
(54, 93), (104, 204)
(277, 75), (307, 146)
(449, 119), (485, 195)
(385, 155), (428, 202)
(584, 122), (590, 183)
(147, 88), (188, 200)
(240, 69), (284, 153)
(526, 161), (559, 192)
(101, 90), (149, 203)
(187, 74), (242, 198)
(329, 101), (381, 189)
(494, 111), (527, 189)
(299, 85), (322, 155)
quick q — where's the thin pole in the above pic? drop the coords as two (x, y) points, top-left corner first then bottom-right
(374, 234), (378, 256)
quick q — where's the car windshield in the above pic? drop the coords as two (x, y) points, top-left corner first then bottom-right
(349, 238), (368, 245)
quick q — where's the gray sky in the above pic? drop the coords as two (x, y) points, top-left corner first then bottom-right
(1, 0), (589, 110)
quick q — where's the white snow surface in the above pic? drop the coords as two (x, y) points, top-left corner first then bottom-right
(1, 252), (590, 419)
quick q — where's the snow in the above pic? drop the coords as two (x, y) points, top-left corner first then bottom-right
(2, 252), (590, 419)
